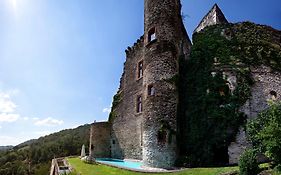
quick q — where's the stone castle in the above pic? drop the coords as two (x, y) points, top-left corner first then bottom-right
(89, 0), (281, 168)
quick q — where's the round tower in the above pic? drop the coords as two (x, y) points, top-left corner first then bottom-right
(142, 0), (189, 168)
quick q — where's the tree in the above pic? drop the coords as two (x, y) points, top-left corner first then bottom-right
(247, 101), (281, 167)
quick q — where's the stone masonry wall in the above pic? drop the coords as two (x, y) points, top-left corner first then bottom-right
(142, 0), (191, 168)
(228, 65), (281, 164)
(194, 4), (228, 33)
(110, 36), (145, 160)
(90, 122), (111, 158)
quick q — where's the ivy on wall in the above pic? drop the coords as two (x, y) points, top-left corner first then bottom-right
(109, 91), (122, 123)
(177, 22), (281, 167)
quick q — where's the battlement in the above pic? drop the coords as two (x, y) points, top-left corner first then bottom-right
(125, 35), (144, 57)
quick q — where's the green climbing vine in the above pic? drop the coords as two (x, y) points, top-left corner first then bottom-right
(109, 91), (122, 122)
(177, 22), (281, 167)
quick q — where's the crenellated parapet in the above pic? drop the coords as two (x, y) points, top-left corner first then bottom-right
(125, 35), (144, 58)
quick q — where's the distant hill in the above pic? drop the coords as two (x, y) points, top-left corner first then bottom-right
(0, 124), (91, 175)
(14, 139), (37, 150)
(0, 146), (13, 151)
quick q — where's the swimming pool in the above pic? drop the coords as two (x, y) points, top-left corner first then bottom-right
(96, 158), (143, 170)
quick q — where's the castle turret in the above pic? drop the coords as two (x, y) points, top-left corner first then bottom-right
(194, 4), (228, 33)
(142, 0), (191, 168)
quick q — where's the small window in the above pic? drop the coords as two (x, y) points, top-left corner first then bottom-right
(148, 85), (155, 96)
(137, 96), (142, 113)
(219, 88), (225, 96)
(157, 130), (167, 144)
(137, 61), (143, 79)
(214, 57), (218, 63)
(148, 28), (156, 42)
(112, 140), (115, 144)
(270, 91), (277, 100)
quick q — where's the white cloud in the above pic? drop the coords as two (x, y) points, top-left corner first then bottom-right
(23, 117), (29, 121)
(0, 113), (20, 122)
(102, 107), (111, 114)
(0, 90), (21, 123)
(32, 117), (39, 120)
(34, 117), (64, 127)
(0, 92), (17, 113)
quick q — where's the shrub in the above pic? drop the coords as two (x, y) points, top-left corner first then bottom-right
(239, 148), (260, 175)
(247, 101), (281, 167)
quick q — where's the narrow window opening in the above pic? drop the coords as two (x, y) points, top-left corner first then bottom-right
(112, 140), (116, 145)
(137, 61), (143, 79)
(140, 122), (143, 146)
(168, 133), (173, 144)
(219, 88), (225, 96)
(148, 28), (156, 42)
(157, 130), (167, 144)
(214, 57), (218, 63)
(148, 85), (155, 96)
(137, 96), (142, 113)
(270, 91), (277, 100)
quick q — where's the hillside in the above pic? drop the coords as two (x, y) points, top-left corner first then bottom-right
(0, 124), (90, 175)
(0, 146), (13, 152)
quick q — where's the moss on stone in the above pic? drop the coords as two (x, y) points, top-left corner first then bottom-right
(108, 91), (122, 123)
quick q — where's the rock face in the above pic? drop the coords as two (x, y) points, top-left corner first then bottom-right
(194, 4), (228, 33)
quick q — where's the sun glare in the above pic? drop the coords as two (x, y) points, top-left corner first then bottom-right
(9, 0), (18, 13)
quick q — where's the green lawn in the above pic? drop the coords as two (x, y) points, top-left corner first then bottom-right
(67, 157), (238, 175)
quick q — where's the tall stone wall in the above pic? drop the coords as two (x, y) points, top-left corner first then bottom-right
(89, 122), (111, 158)
(110, 37), (145, 160)
(228, 65), (281, 164)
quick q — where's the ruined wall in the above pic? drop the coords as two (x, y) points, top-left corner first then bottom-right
(89, 122), (111, 158)
(228, 65), (281, 164)
(110, 37), (145, 160)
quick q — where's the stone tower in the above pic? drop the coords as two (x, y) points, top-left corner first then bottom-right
(194, 4), (228, 33)
(142, 0), (191, 168)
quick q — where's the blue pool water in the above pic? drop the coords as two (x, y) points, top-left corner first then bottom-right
(96, 158), (143, 170)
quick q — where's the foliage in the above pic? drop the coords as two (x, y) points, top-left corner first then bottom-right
(239, 148), (260, 175)
(68, 157), (239, 175)
(247, 101), (281, 168)
(0, 124), (90, 175)
(109, 91), (122, 122)
(112, 91), (122, 109)
(177, 22), (281, 167)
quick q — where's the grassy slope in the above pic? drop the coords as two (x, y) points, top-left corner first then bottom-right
(68, 157), (238, 175)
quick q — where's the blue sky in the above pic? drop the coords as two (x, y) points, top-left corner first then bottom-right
(0, 0), (280, 146)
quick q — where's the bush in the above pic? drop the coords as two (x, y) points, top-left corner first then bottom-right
(239, 149), (260, 175)
(247, 101), (281, 167)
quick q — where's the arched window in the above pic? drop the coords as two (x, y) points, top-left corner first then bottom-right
(136, 95), (142, 113)
(157, 130), (167, 144)
(137, 61), (143, 79)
